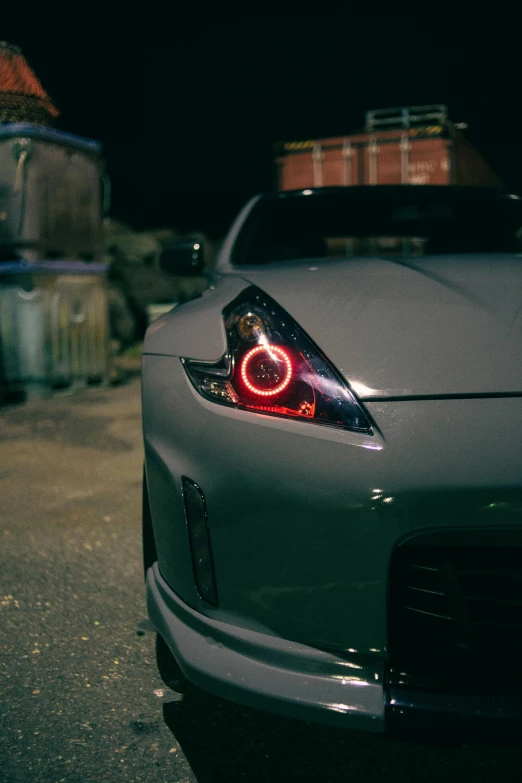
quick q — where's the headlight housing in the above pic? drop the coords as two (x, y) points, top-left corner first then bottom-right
(182, 286), (372, 434)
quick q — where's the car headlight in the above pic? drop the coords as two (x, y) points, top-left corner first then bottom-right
(182, 286), (372, 433)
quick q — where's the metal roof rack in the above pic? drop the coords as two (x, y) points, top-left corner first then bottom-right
(365, 105), (448, 132)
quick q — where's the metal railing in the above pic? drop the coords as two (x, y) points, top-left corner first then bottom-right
(365, 105), (448, 132)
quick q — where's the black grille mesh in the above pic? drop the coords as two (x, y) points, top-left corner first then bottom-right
(388, 544), (522, 695)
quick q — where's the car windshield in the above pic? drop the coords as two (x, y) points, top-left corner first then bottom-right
(232, 188), (522, 265)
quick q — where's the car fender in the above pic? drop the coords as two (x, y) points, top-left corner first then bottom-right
(142, 275), (248, 360)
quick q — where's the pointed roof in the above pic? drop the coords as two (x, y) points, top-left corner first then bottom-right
(0, 42), (59, 125)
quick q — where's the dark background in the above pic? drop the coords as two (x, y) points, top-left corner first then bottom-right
(4, 11), (522, 235)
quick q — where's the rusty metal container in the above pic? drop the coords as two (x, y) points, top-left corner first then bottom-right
(0, 124), (105, 263)
(275, 105), (503, 191)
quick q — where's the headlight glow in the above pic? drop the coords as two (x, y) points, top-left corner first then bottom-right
(183, 286), (372, 434)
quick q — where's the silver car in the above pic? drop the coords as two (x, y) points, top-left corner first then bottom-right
(142, 186), (522, 735)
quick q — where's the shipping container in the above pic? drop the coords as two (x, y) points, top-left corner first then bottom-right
(275, 105), (503, 191)
(0, 124), (106, 263)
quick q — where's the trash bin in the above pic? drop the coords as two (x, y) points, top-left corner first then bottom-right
(0, 124), (105, 263)
(0, 261), (108, 399)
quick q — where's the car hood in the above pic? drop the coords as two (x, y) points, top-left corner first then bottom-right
(236, 254), (522, 398)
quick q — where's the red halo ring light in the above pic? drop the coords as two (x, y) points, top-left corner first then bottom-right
(240, 344), (292, 397)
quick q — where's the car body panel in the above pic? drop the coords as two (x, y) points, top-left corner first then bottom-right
(143, 275), (247, 361)
(142, 355), (522, 657)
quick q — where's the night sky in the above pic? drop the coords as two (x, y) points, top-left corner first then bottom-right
(5, 12), (522, 236)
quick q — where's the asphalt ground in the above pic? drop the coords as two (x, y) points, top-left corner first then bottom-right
(1, 377), (521, 782)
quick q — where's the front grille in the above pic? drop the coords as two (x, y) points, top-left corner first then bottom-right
(388, 542), (522, 696)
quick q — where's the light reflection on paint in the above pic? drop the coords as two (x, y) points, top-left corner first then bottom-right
(350, 380), (380, 397)
(331, 675), (364, 682)
(335, 661), (363, 670)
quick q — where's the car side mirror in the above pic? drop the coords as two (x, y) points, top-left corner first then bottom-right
(159, 241), (205, 276)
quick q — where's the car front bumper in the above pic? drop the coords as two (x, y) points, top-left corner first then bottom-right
(147, 562), (385, 730)
(148, 560), (522, 735)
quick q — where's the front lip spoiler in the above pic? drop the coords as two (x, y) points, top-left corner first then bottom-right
(386, 688), (522, 739)
(146, 562), (385, 731)
(148, 563), (522, 737)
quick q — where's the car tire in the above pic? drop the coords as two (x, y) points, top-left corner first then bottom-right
(156, 633), (188, 694)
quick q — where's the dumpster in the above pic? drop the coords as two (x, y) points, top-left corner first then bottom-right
(0, 261), (108, 399)
(0, 123), (105, 263)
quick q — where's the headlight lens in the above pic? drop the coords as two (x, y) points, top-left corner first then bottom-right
(182, 286), (372, 433)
